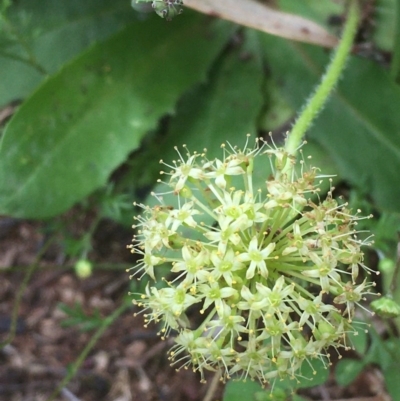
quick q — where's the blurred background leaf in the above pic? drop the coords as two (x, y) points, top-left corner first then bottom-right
(0, 0), (136, 107)
(0, 12), (232, 218)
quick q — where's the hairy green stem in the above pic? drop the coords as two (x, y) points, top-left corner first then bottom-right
(285, 0), (360, 156)
(46, 301), (129, 401)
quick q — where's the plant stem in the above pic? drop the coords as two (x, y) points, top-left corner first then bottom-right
(0, 237), (55, 349)
(46, 302), (129, 401)
(285, 0), (360, 156)
(203, 370), (221, 401)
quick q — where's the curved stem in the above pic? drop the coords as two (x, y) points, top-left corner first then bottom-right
(285, 0), (360, 156)
(0, 237), (55, 349)
(46, 302), (129, 401)
(202, 369), (221, 401)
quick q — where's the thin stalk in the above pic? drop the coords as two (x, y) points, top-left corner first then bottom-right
(0, 237), (55, 349)
(202, 370), (221, 401)
(285, 0), (360, 156)
(46, 301), (129, 401)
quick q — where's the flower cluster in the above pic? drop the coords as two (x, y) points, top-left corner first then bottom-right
(128, 135), (376, 384)
(135, 0), (184, 21)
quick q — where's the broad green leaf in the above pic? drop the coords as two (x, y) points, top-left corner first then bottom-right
(0, 0), (135, 106)
(372, 211), (400, 256)
(122, 26), (261, 195)
(384, 361), (400, 400)
(348, 323), (368, 355)
(366, 329), (393, 370)
(335, 359), (365, 387)
(223, 381), (263, 401)
(0, 12), (233, 218)
(373, 0), (396, 51)
(223, 380), (308, 401)
(259, 77), (294, 131)
(143, 27), (265, 206)
(373, 338), (400, 398)
(160, 28), (265, 162)
(260, 33), (400, 213)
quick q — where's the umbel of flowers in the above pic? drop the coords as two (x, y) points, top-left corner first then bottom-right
(128, 135), (376, 384)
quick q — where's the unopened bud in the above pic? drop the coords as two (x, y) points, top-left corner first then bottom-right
(371, 296), (400, 319)
(75, 259), (92, 279)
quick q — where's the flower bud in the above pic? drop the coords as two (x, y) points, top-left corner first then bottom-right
(371, 296), (400, 319)
(75, 259), (92, 279)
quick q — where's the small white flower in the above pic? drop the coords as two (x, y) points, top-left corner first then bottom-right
(205, 158), (245, 189)
(165, 201), (200, 232)
(296, 294), (335, 329)
(171, 245), (210, 285)
(204, 215), (242, 254)
(237, 236), (276, 279)
(197, 281), (237, 314)
(302, 251), (340, 292)
(129, 247), (163, 280)
(210, 248), (243, 286)
(163, 151), (205, 193)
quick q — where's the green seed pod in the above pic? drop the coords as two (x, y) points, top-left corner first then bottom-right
(75, 259), (92, 279)
(152, 0), (183, 21)
(371, 296), (400, 319)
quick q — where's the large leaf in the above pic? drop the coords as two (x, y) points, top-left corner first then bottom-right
(0, 12), (233, 218)
(259, 34), (400, 213)
(373, 0), (396, 51)
(223, 381), (263, 401)
(163, 28), (265, 161)
(0, 0), (135, 107)
(142, 28), (265, 208)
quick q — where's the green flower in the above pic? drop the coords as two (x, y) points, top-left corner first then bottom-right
(209, 248), (244, 286)
(129, 136), (377, 384)
(237, 236), (276, 279)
